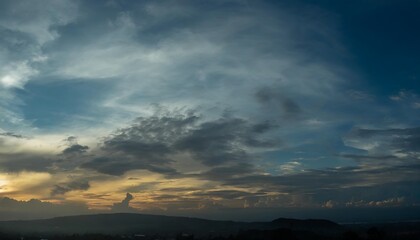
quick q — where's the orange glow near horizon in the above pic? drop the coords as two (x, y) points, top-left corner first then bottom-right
(0, 179), (7, 192)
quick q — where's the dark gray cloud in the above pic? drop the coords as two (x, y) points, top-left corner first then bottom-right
(61, 136), (89, 155)
(0, 197), (89, 221)
(0, 132), (26, 139)
(339, 154), (397, 162)
(226, 165), (420, 191)
(81, 110), (276, 175)
(51, 179), (90, 196)
(255, 87), (301, 117)
(81, 111), (197, 175)
(159, 187), (201, 192)
(0, 26), (39, 59)
(337, 153), (418, 167)
(111, 192), (136, 212)
(145, 163), (416, 211)
(0, 153), (51, 172)
(81, 156), (178, 176)
(81, 193), (111, 201)
(191, 190), (265, 200)
(177, 159), (411, 207)
(64, 136), (77, 143)
(251, 121), (275, 134)
(175, 117), (277, 166)
(62, 144), (89, 155)
(197, 163), (257, 181)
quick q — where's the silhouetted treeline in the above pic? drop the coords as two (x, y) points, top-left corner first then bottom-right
(1, 226), (420, 240)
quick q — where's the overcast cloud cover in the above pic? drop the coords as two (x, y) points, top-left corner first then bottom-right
(0, 0), (419, 222)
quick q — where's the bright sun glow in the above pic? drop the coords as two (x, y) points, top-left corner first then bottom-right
(0, 179), (7, 192)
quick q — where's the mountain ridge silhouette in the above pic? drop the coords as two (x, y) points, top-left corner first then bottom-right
(0, 212), (342, 235)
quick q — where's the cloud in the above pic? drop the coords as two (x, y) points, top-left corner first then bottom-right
(389, 90), (420, 109)
(344, 127), (420, 156)
(82, 156), (178, 176)
(279, 161), (304, 175)
(0, 197), (89, 221)
(0, 0), (78, 89)
(41, 0), (350, 128)
(0, 0), (79, 131)
(125, 182), (161, 193)
(0, 61), (38, 88)
(211, 164), (420, 201)
(0, 0), (78, 45)
(347, 90), (374, 101)
(255, 87), (302, 118)
(192, 190), (263, 200)
(81, 108), (276, 175)
(74, 111), (420, 210)
(63, 136), (78, 145)
(51, 179), (90, 196)
(0, 153), (52, 172)
(0, 132), (26, 139)
(175, 117), (276, 166)
(389, 90), (414, 101)
(345, 197), (406, 208)
(62, 144), (89, 155)
(111, 192), (136, 212)
(80, 109), (195, 175)
(197, 163), (257, 181)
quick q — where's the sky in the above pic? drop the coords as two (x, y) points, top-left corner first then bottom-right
(0, 0), (419, 222)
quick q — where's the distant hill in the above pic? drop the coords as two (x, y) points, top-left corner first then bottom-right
(272, 217), (341, 230)
(0, 213), (342, 236)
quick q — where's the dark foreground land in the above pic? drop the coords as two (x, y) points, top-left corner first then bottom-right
(0, 213), (419, 240)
